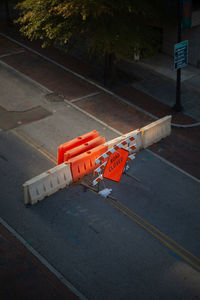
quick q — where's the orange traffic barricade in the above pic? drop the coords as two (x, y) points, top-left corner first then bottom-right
(64, 136), (105, 162)
(57, 130), (99, 164)
(68, 144), (108, 182)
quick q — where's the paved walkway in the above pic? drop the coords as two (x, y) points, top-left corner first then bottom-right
(118, 53), (200, 121)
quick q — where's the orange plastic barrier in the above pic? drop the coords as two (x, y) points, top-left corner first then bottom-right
(64, 136), (105, 162)
(68, 144), (108, 182)
(57, 130), (99, 164)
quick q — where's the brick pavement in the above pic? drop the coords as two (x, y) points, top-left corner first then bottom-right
(0, 26), (199, 179)
(1, 51), (99, 101)
(0, 36), (22, 56)
(0, 105), (51, 130)
(76, 93), (153, 131)
(0, 223), (79, 300)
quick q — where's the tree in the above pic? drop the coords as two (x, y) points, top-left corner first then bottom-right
(16, 0), (165, 83)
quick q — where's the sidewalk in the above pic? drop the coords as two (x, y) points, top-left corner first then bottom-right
(0, 222), (79, 300)
(0, 24), (199, 178)
(118, 53), (200, 121)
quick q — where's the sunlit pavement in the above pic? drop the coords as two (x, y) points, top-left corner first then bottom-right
(0, 28), (199, 179)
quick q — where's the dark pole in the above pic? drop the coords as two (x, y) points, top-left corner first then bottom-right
(4, 0), (11, 25)
(173, 0), (183, 112)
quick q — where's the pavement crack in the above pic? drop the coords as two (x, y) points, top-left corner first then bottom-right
(88, 224), (99, 234)
(0, 154), (8, 162)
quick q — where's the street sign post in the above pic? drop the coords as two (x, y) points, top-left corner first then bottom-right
(174, 40), (188, 70)
(182, 0), (192, 29)
(173, 0), (186, 112)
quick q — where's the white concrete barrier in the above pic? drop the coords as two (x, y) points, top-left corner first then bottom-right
(106, 115), (171, 152)
(23, 163), (73, 205)
(141, 115), (171, 148)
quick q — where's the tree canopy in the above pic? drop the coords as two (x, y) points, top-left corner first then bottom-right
(16, 0), (165, 61)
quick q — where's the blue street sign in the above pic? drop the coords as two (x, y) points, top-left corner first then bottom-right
(174, 40), (188, 70)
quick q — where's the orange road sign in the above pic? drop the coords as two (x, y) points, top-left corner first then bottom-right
(103, 148), (129, 182)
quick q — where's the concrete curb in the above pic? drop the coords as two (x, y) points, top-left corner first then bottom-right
(0, 216), (87, 300)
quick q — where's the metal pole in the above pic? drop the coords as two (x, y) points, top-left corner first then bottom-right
(4, 0), (11, 25)
(173, 0), (183, 112)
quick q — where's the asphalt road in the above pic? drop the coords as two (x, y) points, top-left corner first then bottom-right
(1, 130), (200, 300)
(0, 46), (200, 299)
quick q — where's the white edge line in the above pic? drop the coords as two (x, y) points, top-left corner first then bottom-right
(0, 216), (87, 300)
(131, 84), (200, 128)
(0, 58), (120, 135)
(0, 50), (25, 58)
(1, 32), (199, 128)
(0, 59), (52, 94)
(146, 149), (200, 184)
(0, 37), (199, 183)
(0, 32), (157, 120)
(70, 92), (101, 103)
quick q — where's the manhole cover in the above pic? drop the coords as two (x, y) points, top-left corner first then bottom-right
(45, 93), (65, 102)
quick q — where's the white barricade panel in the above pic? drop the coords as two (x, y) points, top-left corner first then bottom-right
(141, 115), (171, 148)
(23, 163), (72, 205)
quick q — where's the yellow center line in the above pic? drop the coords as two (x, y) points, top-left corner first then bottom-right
(106, 198), (200, 272)
(12, 129), (57, 161)
(82, 182), (200, 272)
(12, 129), (57, 165)
(12, 129), (200, 272)
(113, 197), (200, 264)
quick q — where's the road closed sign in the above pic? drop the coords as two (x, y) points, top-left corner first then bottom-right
(103, 148), (129, 182)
